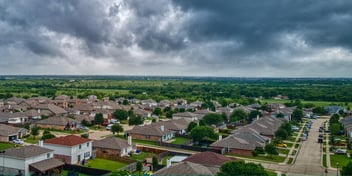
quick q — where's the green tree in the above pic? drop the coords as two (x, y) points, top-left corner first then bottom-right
(264, 143), (278, 158)
(122, 99), (129, 105)
(275, 128), (289, 140)
(341, 161), (352, 176)
(31, 126), (40, 139)
(23, 123), (30, 130)
(111, 124), (124, 135)
(313, 106), (326, 115)
(203, 113), (224, 125)
(189, 126), (218, 142)
(329, 114), (340, 124)
(280, 123), (293, 136)
(128, 115), (143, 125)
(81, 119), (91, 126)
(199, 119), (207, 126)
(110, 170), (130, 176)
(41, 133), (56, 140)
(136, 161), (143, 176)
(292, 109), (303, 122)
(231, 109), (247, 122)
(330, 123), (342, 135)
(114, 109), (129, 121)
(94, 113), (104, 125)
(248, 110), (262, 122)
(217, 160), (268, 176)
(153, 107), (162, 116)
(152, 156), (158, 171)
(187, 121), (198, 132)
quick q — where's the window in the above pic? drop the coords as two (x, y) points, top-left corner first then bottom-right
(84, 152), (90, 158)
(79, 145), (82, 149)
(87, 142), (90, 147)
(47, 153), (51, 158)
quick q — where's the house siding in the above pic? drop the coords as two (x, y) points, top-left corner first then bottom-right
(129, 133), (162, 142)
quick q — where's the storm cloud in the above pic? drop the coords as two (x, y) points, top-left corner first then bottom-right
(0, 0), (351, 77)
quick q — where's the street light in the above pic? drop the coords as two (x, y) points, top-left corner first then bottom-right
(336, 162), (339, 176)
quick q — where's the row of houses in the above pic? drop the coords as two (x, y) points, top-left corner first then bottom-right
(341, 116), (352, 145)
(210, 116), (284, 156)
(0, 134), (134, 176)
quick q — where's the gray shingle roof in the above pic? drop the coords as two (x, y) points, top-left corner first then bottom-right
(2, 145), (53, 159)
(154, 161), (218, 176)
(0, 124), (23, 136)
(35, 116), (77, 126)
(30, 158), (64, 173)
(93, 137), (130, 150)
(127, 124), (172, 137)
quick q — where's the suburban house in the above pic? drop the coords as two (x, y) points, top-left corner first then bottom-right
(133, 108), (152, 118)
(183, 151), (235, 166)
(154, 161), (218, 176)
(34, 116), (77, 130)
(325, 105), (344, 115)
(43, 135), (93, 164)
(126, 124), (175, 142)
(0, 124), (28, 142)
(93, 136), (133, 157)
(0, 145), (64, 176)
(0, 112), (29, 124)
(152, 119), (190, 135)
(342, 116), (352, 144)
(194, 109), (215, 119)
(35, 104), (67, 116)
(172, 112), (198, 121)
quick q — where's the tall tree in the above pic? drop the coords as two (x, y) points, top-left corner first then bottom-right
(111, 124), (124, 135)
(189, 126), (218, 142)
(264, 143), (278, 158)
(114, 109), (129, 121)
(231, 109), (247, 122)
(341, 161), (352, 176)
(152, 156), (158, 171)
(136, 161), (143, 176)
(217, 160), (268, 176)
(153, 107), (162, 116)
(31, 126), (39, 139)
(203, 113), (224, 125)
(292, 109), (303, 122)
(187, 121), (198, 132)
(128, 115), (143, 125)
(94, 113), (104, 125)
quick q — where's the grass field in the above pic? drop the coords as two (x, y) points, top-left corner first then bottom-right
(227, 153), (286, 163)
(24, 136), (40, 144)
(261, 99), (350, 108)
(87, 158), (127, 172)
(330, 154), (350, 168)
(0, 142), (15, 150)
(171, 137), (191, 145)
(131, 151), (156, 161)
(323, 155), (327, 167)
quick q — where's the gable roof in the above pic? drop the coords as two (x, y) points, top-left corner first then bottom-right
(93, 137), (130, 150)
(44, 135), (91, 146)
(183, 151), (234, 166)
(127, 124), (173, 137)
(0, 124), (25, 136)
(154, 161), (218, 176)
(36, 104), (67, 114)
(35, 116), (77, 126)
(2, 145), (53, 159)
(152, 118), (189, 131)
(210, 135), (256, 151)
(30, 158), (64, 173)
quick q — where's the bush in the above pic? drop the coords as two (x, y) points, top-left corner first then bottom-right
(81, 133), (89, 138)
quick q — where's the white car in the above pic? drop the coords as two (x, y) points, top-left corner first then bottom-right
(12, 139), (24, 145)
(106, 124), (114, 130)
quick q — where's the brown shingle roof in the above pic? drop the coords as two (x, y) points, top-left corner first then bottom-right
(35, 116), (77, 126)
(183, 151), (234, 166)
(36, 104), (67, 114)
(2, 145), (53, 159)
(127, 125), (172, 137)
(93, 137), (130, 150)
(44, 135), (91, 146)
(154, 161), (218, 176)
(30, 158), (64, 173)
(0, 124), (23, 136)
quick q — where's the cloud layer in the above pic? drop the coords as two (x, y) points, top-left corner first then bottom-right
(0, 0), (352, 77)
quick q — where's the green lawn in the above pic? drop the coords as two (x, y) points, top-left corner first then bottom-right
(171, 137), (191, 145)
(261, 99), (348, 107)
(278, 148), (289, 155)
(323, 155), (327, 167)
(131, 151), (156, 161)
(87, 158), (127, 172)
(294, 144), (300, 149)
(266, 170), (277, 176)
(286, 143), (293, 148)
(330, 155), (350, 168)
(24, 136), (40, 144)
(0, 142), (15, 150)
(288, 158), (294, 164)
(132, 139), (158, 146)
(60, 170), (90, 176)
(162, 156), (173, 165)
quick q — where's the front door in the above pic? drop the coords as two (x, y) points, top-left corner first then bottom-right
(78, 155), (81, 163)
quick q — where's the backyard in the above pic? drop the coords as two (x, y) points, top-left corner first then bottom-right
(170, 137), (191, 145)
(86, 158), (127, 172)
(330, 154), (350, 168)
(0, 142), (15, 150)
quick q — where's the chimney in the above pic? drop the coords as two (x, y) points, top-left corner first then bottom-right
(160, 125), (164, 132)
(218, 135), (222, 141)
(38, 140), (43, 147)
(128, 136), (132, 146)
(38, 109), (41, 114)
(167, 159), (171, 168)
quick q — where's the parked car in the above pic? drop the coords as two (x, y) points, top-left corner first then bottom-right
(334, 149), (347, 155)
(110, 119), (120, 124)
(292, 126), (299, 131)
(12, 139), (24, 145)
(106, 124), (114, 130)
(277, 143), (288, 148)
(302, 136), (307, 141)
(79, 126), (90, 131)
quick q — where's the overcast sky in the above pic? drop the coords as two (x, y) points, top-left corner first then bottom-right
(1, 0), (352, 77)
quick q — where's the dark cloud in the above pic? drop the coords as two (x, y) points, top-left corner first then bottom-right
(0, 0), (351, 77)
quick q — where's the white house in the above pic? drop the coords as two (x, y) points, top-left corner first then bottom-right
(0, 145), (64, 176)
(42, 135), (92, 164)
